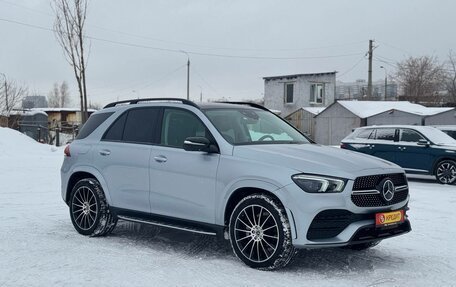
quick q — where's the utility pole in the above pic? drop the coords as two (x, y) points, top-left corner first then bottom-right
(367, 40), (374, 99)
(186, 57), (190, 101)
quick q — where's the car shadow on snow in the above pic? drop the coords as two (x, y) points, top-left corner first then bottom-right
(110, 221), (406, 272)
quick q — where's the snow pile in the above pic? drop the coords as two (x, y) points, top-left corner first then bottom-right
(0, 127), (59, 156)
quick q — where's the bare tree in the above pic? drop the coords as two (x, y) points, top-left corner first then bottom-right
(52, 0), (89, 123)
(0, 77), (28, 116)
(395, 56), (447, 106)
(446, 50), (456, 106)
(60, 81), (71, 107)
(48, 82), (61, 108)
(48, 81), (72, 108)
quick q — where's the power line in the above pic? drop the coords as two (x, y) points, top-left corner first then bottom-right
(191, 65), (222, 97)
(376, 40), (412, 56)
(0, 17), (364, 60)
(337, 56), (366, 78)
(0, 1), (368, 53)
(91, 64), (187, 97)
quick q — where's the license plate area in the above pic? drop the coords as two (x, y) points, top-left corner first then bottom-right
(375, 210), (404, 227)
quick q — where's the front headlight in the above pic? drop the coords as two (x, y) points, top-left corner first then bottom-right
(292, 174), (346, 193)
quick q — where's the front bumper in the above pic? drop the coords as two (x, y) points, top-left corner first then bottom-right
(279, 174), (411, 248)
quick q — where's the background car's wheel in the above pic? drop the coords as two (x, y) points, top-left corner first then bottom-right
(344, 241), (380, 251)
(435, 160), (456, 185)
(69, 178), (117, 236)
(229, 194), (295, 270)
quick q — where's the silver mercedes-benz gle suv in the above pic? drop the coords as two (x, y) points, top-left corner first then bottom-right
(61, 98), (411, 270)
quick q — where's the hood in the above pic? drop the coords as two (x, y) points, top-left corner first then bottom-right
(233, 144), (400, 179)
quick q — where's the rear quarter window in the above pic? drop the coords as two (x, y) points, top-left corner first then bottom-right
(355, 129), (374, 139)
(76, 112), (114, 140)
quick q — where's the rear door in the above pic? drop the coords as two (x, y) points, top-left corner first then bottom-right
(149, 107), (220, 224)
(395, 128), (433, 173)
(369, 128), (398, 163)
(96, 107), (160, 213)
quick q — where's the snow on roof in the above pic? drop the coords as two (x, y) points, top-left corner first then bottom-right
(9, 110), (48, 117)
(302, 107), (326, 115)
(337, 101), (454, 118)
(31, 108), (97, 112)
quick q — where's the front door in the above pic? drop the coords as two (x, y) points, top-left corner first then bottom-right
(395, 128), (433, 173)
(149, 108), (220, 224)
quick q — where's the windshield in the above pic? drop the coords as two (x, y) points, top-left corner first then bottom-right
(420, 126), (456, 145)
(203, 108), (310, 145)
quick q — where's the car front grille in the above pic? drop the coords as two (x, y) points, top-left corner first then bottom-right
(353, 173), (407, 191)
(351, 173), (409, 207)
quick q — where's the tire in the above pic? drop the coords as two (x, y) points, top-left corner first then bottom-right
(435, 160), (456, 185)
(229, 194), (295, 270)
(69, 178), (117, 236)
(344, 241), (380, 251)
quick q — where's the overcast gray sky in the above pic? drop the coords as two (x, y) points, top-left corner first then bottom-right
(0, 0), (455, 106)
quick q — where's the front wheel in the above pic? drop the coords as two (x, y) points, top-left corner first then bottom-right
(229, 194), (295, 270)
(69, 178), (117, 236)
(435, 160), (456, 185)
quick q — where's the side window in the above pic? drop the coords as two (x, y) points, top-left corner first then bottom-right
(123, 108), (160, 143)
(375, 129), (396, 141)
(400, 129), (425, 142)
(160, 108), (211, 148)
(102, 108), (160, 144)
(76, 112), (114, 139)
(103, 112), (127, 141)
(284, 83), (294, 103)
(355, 129), (374, 139)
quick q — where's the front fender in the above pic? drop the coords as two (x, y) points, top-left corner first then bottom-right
(216, 178), (282, 225)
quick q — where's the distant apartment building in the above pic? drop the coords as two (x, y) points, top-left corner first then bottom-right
(336, 79), (398, 100)
(263, 72), (336, 117)
(22, 95), (48, 109)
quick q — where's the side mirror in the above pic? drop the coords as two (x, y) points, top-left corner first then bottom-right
(417, 139), (430, 147)
(183, 137), (219, 153)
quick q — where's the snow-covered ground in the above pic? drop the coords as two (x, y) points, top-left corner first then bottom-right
(0, 127), (455, 286)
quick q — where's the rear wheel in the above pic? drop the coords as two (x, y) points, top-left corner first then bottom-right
(229, 194), (295, 270)
(69, 178), (117, 236)
(435, 160), (456, 185)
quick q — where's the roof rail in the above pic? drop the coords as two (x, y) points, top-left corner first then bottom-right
(103, 98), (200, 109)
(216, 101), (269, 111)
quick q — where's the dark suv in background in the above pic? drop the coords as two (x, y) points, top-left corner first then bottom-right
(341, 125), (456, 184)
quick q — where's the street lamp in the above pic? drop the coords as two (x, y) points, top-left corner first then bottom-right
(380, 66), (387, 101)
(198, 85), (202, 102)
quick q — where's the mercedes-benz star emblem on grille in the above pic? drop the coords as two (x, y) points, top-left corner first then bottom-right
(382, 179), (395, 202)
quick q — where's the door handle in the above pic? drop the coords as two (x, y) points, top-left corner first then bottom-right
(99, 149), (111, 156)
(154, 155), (167, 163)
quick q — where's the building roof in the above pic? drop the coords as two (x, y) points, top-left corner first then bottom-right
(336, 101), (454, 118)
(302, 107), (326, 115)
(263, 71), (337, 81)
